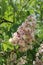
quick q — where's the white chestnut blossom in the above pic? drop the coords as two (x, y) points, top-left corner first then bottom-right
(17, 56), (27, 65)
(34, 43), (43, 65)
(9, 15), (36, 52)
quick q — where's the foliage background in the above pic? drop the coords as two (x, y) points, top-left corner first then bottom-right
(0, 0), (43, 65)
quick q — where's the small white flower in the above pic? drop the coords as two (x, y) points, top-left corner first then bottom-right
(9, 38), (13, 43)
(33, 61), (35, 65)
(36, 53), (39, 57)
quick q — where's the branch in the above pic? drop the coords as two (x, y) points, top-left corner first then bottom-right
(0, 18), (13, 24)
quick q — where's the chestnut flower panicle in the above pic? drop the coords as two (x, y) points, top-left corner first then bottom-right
(34, 43), (43, 65)
(17, 56), (27, 65)
(9, 15), (36, 52)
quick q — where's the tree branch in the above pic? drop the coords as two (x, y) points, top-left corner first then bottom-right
(0, 18), (13, 24)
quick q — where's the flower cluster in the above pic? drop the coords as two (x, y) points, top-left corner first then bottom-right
(33, 43), (43, 65)
(6, 52), (27, 65)
(17, 56), (27, 65)
(9, 15), (36, 52)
